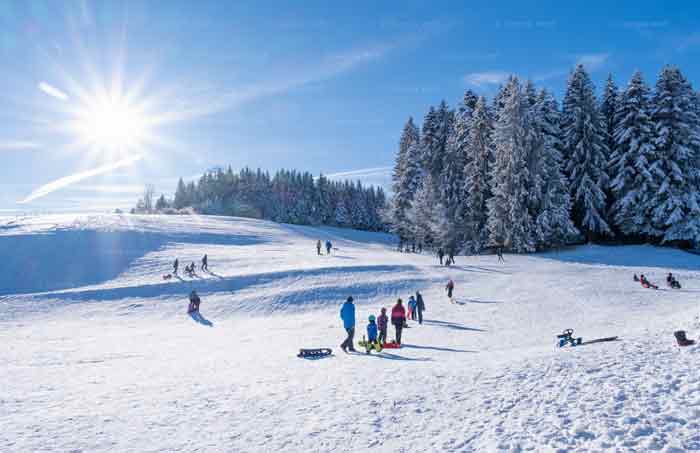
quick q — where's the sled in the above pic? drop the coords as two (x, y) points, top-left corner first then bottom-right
(674, 331), (695, 347)
(358, 338), (383, 354)
(557, 329), (582, 347)
(382, 341), (401, 349)
(297, 348), (333, 358)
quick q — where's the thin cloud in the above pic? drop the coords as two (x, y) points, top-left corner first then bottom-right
(38, 82), (69, 101)
(677, 32), (700, 52)
(18, 155), (143, 204)
(326, 166), (393, 179)
(161, 44), (393, 124)
(0, 141), (41, 151)
(73, 184), (146, 194)
(575, 53), (610, 71)
(464, 71), (510, 87)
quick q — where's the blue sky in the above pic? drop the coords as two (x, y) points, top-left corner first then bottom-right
(2, 0), (700, 213)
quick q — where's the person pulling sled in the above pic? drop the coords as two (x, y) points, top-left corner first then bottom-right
(391, 299), (406, 345)
(188, 290), (201, 313)
(667, 273), (681, 289)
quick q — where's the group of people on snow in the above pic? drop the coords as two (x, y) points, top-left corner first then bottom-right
(172, 255), (208, 278)
(339, 292), (427, 353)
(634, 272), (682, 290)
(316, 240), (333, 255)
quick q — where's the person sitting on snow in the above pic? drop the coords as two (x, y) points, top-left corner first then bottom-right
(667, 273), (681, 289)
(188, 290), (201, 313)
(633, 273), (639, 282)
(640, 274), (658, 290)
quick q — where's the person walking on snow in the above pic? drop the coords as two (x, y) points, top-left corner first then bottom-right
(497, 247), (505, 263)
(377, 308), (388, 344)
(437, 248), (445, 266)
(173, 258), (179, 275)
(188, 290), (201, 313)
(316, 240), (322, 255)
(416, 291), (425, 325)
(408, 295), (418, 321)
(326, 240), (333, 255)
(446, 279), (455, 302)
(201, 254), (208, 272)
(340, 296), (356, 352)
(448, 249), (455, 266)
(391, 299), (407, 345)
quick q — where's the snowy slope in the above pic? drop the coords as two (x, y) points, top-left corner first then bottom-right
(2, 214), (700, 452)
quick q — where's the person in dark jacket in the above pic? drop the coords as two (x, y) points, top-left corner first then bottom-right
(415, 291), (425, 325)
(377, 307), (388, 344)
(201, 254), (208, 272)
(391, 299), (407, 345)
(188, 290), (201, 313)
(446, 279), (455, 302)
(316, 240), (322, 255)
(326, 240), (333, 255)
(340, 296), (356, 352)
(437, 248), (445, 265)
(497, 247), (505, 262)
(173, 258), (179, 275)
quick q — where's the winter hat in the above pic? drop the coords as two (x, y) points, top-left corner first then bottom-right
(368, 315), (376, 322)
(347, 296), (354, 303)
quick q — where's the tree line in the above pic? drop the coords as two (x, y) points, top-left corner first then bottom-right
(388, 64), (700, 253)
(139, 167), (388, 232)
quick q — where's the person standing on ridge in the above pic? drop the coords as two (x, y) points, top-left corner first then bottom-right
(437, 248), (445, 265)
(316, 240), (322, 255)
(326, 240), (333, 255)
(340, 296), (356, 352)
(173, 258), (179, 275)
(201, 254), (208, 272)
(391, 299), (407, 345)
(416, 291), (425, 324)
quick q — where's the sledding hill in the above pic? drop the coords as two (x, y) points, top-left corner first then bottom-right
(2, 214), (700, 452)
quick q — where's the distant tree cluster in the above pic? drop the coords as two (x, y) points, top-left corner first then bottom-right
(143, 167), (388, 231)
(388, 65), (700, 253)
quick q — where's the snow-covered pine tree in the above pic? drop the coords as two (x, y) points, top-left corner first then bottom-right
(599, 74), (621, 212)
(561, 64), (612, 240)
(407, 173), (439, 249)
(421, 101), (454, 188)
(390, 117), (421, 242)
(438, 91), (477, 251)
(609, 71), (658, 237)
(533, 89), (579, 248)
(462, 96), (493, 253)
(649, 66), (700, 245)
(486, 76), (536, 253)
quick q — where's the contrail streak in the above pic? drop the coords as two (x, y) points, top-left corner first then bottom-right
(18, 155), (143, 204)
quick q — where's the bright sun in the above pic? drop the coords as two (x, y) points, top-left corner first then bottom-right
(70, 94), (152, 153)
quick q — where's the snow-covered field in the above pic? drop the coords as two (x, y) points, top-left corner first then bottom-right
(2, 214), (700, 452)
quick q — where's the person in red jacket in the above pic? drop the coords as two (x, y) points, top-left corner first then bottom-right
(391, 299), (407, 345)
(377, 307), (389, 345)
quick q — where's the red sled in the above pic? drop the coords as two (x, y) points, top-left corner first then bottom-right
(382, 342), (401, 349)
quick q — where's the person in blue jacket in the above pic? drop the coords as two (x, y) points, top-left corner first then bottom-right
(340, 296), (356, 352)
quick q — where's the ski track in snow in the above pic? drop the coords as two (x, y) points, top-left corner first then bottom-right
(1, 213), (700, 452)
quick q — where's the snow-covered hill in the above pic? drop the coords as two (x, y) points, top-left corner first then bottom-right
(2, 214), (700, 452)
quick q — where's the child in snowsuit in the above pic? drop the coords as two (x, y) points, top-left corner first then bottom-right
(365, 315), (380, 353)
(408, 296), (418, 321)
(377, 308), (388, 344)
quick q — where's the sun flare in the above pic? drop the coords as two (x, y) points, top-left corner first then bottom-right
(69, 94), (151, 152)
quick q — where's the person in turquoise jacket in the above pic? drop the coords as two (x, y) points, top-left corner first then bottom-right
(340, 296), (356, 352)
